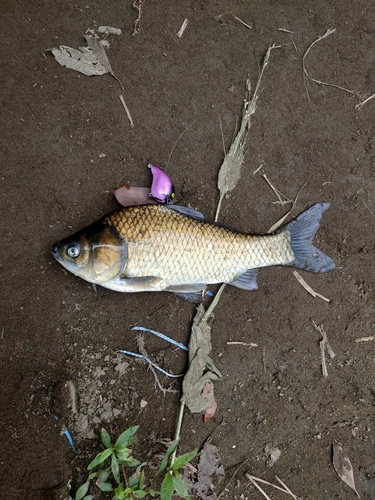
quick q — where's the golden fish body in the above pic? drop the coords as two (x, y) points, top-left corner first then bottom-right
(52, 203), (335, 300)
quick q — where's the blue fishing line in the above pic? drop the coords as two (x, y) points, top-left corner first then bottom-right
(53, 415), (76, 453)
(131, 326), (188, 351)
(119, 350), (184, 378)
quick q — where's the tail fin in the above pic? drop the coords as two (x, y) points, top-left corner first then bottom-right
(285, 203), (335, 273)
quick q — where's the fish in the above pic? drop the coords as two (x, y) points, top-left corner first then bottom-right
(52, 203), (335, 301)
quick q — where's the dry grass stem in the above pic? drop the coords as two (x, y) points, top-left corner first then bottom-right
(303, 28), (362, 101)
(227, 341), (258, 347)
(137, 335), (178, 395)
(262, 174), (291, 204)
(311, 320), (336, 377)
(177, 18), (189, 38)
(215, 44), (279, 222)
(119, 95), (134, 128)
(263, 346), (266, 373)
(266, 182), (308, 233)
(253, 163), (264, 175)
(278, 27), (294, 34)
(292, 270), (330, 302)
(355, 335), (375, 343)
(132, 0), (143, 36)
(245, 474), (300, 499)
(166, 122), (193, 168)
(234, 16), (252, 30)
(356, 92), (375, 110)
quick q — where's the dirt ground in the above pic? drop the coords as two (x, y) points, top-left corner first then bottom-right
(1, 1), (375, 499)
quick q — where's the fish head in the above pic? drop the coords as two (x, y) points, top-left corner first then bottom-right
(148, 164), (175, 204)
(52, 221), (127, 284)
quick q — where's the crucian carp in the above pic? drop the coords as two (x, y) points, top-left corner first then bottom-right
(52, 203), (335, 301)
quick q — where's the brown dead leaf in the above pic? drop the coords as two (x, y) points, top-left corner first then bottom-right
(114, 185), (157, 207)
(332, 443), (360, 498)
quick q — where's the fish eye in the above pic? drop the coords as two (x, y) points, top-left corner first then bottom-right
(67, 243), (81, 258)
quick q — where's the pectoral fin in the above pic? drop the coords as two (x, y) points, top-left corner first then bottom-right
(228, 268), (258, 291)
(165, 283), (206, 302)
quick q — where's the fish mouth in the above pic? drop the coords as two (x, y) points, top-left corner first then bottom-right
(51, 244), (61, 261)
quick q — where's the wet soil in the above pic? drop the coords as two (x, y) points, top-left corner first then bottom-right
(1, 1), (375, 499)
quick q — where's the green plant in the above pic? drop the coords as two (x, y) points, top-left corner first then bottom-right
(75, 426), (197, 500)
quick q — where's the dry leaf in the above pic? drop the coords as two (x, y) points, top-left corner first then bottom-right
(181, 304), (222, 414)
(51, 35), (124, 89)
(183, 442), (224, 500)
(332, 443), (360, 498)
(114, 185), (157, 207)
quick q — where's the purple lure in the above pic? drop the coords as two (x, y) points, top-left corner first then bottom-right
(148, 164), (175, 204)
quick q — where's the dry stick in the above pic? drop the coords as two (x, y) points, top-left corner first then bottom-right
(137, 335), (178, 395)
(119, 95), (134, 128)
(311, 320), (336, 377)
(227, 341), (258, 347)
(356, 92), (375, 110)
(245, 473), (300, 499)
(266, 182), (308, 233)
(165, 122), (193, 168)
(132, 0), (143, 36)
(245, 474), (272, 500)
(262, 173), (291, 204)
(292, 270), (330, 302)
(234, 16), (252, 30)
(302, 28), (362, 101)
(355, 335), (375, 343)
(177, 18), (189, 38)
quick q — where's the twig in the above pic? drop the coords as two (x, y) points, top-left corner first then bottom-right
(234, 16), (252, 30)
(177, 18), (189, 38)
(266, 182), (308, 233)
(355, 335), (375, 343)
(262, 173), (291, 204)
(302, 28), (362, 101)
(245, 475), (272, 499)
(311, 320), (336, 377)
(356, 92), (375, 110)
(227, 341), (258, 347)
(292, 270), (330, 302)
(132, 0), (143, 36)
(119, 95), (134, 128)
(245, 473), (300, 499)
(216, 457), (252, 500)
(165, 122), (193, 168)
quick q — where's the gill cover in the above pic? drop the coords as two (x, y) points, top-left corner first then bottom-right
(90, 226), (128, 281)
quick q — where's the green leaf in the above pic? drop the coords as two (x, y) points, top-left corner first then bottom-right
(82, 496), (94, 500)
(128, 472), (140, 488)
(158, 440), (179, 475)
(118, 458), (141, 467)
(116, 448), (130, 461)
(172, 476), (191, 499)
(97, 467), (111, 482)
(114, 483), (125, 500)
(139, 469), (145, 489)
(88, 448), (113, 470)
(97, 480), (114, 492)
(170, 449), (198, 471)
(114, 426), (139, 449)
(133, 490), (148, 498)
(75, 480), (90, 500)
(112, 453), (121, 484)
(160, 473), (174, 500)
(101, 428), (112, 449)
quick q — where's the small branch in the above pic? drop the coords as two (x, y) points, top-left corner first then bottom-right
(119, 95), (134, 128)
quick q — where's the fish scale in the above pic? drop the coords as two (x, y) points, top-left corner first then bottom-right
(104, 205), (294, 286)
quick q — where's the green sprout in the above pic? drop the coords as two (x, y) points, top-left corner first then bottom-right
(75, 426), (197, 500)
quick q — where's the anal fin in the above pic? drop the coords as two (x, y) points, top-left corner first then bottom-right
(228, 268), (258, 291)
